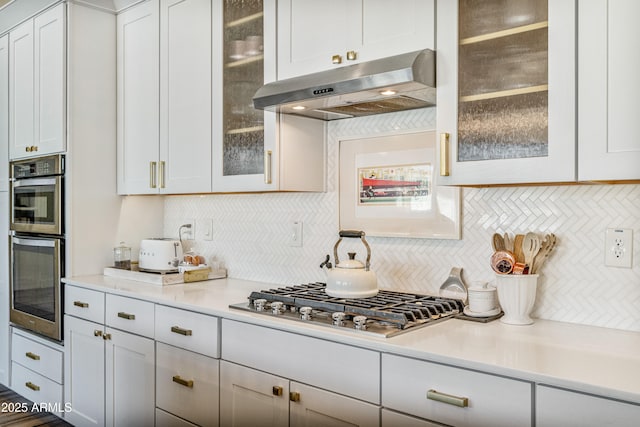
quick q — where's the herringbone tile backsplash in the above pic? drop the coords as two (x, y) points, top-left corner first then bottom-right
(166, 108), (640, 332)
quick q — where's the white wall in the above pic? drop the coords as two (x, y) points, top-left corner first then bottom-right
(165, 108), (640, 332)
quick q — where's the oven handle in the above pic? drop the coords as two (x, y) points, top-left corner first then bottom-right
(12, 177), (58, 188)
(12, 237), (57, 248)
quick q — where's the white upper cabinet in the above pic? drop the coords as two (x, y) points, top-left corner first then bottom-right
(9, 3), (65, 160)
(277, 0), (434, 80)
(578, 0), (640, 181)
(0, 34), (8, 191)
(436, 0), (576, 185)
(117, 0), (212, 195)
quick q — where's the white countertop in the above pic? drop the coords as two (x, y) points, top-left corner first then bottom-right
(63, 275), (640, 405)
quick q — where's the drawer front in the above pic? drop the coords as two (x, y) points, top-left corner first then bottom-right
(156, 342), (219, 427)
(105, 294), (154, 338)
(222, 319), (380, 404)
(64, 285), (105, 323)
(155, 305), (219, 357)
(11, 331), (63, 382)
(382, 354), (533, 427)
(382, 409), (447, 427)
(156, 408), (199, 427)
(11, 362), (63, 412)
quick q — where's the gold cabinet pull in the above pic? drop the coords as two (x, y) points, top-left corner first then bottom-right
(94, 330), (103, 337)
(172, 375), (194, 388)
(117, 312), (135, 320)
(440, 133), (451, 176)
(331, 54), (342, 64)
(264, 150), (272, 184)
(73, 301), (89, 308)
(289, 391), (300, 402)
(150, 161), (157, 188)
(159, 160), (166, 189)
(427, 389), (468, 408)
(103, 333), (112, 340)
(25, 352), (40, 361)
(346, 50), (357, 61)
(170, 326), (192, 336)
(25, 381), (40, 391)
(272, 386), (283, 397)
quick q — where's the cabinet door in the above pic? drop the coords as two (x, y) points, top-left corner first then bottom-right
(0, 34), (8, 191)
(578, 0), (640, 181)
(64, 315), (106, 427)
(105, 327), (155, 427)
(160, 0), (212, 193)
(437, 0), (576, 185)
(33, 3), (66, 156)
(290, 382), (380, 427)
(220, 360), (289, 427)
(0, 194), (7, 385)
(536, 385), (640, 427)
(8, 19), (34, 159)
(117, 0), (160, 194)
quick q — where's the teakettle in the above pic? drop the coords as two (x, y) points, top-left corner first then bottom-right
(320, 230), (378, 298)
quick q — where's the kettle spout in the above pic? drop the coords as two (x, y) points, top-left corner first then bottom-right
(319, 254), (332, 270)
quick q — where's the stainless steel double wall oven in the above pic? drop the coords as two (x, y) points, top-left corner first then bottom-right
(9, 155), (65, 341)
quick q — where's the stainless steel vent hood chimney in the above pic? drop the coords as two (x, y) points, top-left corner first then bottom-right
(253, 49), (436, 121)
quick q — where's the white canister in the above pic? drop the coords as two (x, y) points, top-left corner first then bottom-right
(467, 282), (498, 313)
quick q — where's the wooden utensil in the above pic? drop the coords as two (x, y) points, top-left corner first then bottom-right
(503, 232), (513, 252)
(513, 234), (525, 264)
(531, 234), (556, 274)
(523, 232), (541, 271)
(492, 233), (506, 252)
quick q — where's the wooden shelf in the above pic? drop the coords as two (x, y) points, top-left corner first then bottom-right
(226, 54), (263, 68)
(226, 125), (264, 135)
(460, 84), (548, 103)
(460, 21), (548, 45)
(226, 11), (263, 29)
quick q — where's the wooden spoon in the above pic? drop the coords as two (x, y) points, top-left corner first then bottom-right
(492, 233), (506, 252)
(531, 234), (556, 274)
(503, 232), (513, 252)
(513, 234), (525, 264)
(523, 232), (541, 271)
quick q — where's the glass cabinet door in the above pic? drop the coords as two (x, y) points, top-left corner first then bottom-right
(437, 0), (575, 185)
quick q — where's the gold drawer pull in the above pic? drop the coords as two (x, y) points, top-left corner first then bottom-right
(117, 312), (135, 320)
(94, 330), (103, 337)
(26, 382), (40, 391)
(272, 386), (283, 397)
(73, 301), (89, 308)
(171, 326), (192, 336)
(103, 333), (112, 340)
(289, 391), (300, 402)
(25, 352), (40, 361)
(440, 133), (450, 176)
(172, 375), (194, 388)
(346, 50), (357, 61)
(331, 54), (342, 64)
(427, 389), (468, 408)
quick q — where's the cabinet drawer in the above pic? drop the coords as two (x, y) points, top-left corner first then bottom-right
(64, 285), (104, 323)
(11, 331), (63, 382)
(382, 354), (532, 427)
(11, 362), (63, 412)
(222, 319), (380, 404)
(156, 408), (198, 427)
(105, 294), (154, 338)
(155, 305), (219, 357)
(156, 342), (219, 427)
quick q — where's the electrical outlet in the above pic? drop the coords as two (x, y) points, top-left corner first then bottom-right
(605, 228), (633, 268)
(182, 219), (196, 240)
(289, 221), (303, 247)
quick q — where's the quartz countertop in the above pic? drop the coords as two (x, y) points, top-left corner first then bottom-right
(62, 275), (640, 405)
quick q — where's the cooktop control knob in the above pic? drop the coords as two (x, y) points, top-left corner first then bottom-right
(299, 306), (313, 320)
(332, 312), (346, 327)
(254, 299), (267, 312)
(353, 315), (367, 330)
(271, 301), (285, 315)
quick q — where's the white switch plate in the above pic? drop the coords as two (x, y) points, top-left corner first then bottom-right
(605, 228), (633, 268)
(203, 219), (214, 241)
(289, 221), (303, 247)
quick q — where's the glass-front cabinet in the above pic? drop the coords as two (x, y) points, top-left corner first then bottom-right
(212, 0), (277, 191)
(436, 0), (576, 185)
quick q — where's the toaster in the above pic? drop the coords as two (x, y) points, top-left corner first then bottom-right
(139, 238), (183, 273)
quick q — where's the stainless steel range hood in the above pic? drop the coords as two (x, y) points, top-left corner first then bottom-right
(253, 49), (436, 121)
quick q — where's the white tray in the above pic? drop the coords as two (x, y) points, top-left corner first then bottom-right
(103, 266), (227, 286)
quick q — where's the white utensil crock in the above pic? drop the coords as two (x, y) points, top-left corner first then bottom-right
(495, 274), (538, 325)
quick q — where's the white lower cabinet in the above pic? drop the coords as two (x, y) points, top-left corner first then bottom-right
(64, 286), (155, 427)
(536, 385), (640, 427)
(381, 409), (448, 427)
(381, 354), (533, 427)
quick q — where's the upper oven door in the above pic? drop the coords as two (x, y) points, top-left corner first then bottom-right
(10, 175), (63, 235)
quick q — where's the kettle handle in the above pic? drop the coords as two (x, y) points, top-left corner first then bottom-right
(334, 230), (371, 271)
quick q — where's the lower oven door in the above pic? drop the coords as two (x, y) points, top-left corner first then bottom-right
(10, 235), (63, 341)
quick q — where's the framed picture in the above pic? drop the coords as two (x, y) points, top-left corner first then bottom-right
(339, 130), (461, 239)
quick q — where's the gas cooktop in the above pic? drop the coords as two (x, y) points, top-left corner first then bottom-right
(229, 282), (465, 338)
